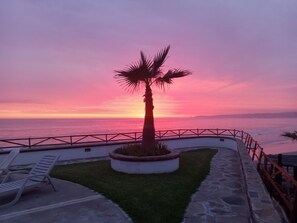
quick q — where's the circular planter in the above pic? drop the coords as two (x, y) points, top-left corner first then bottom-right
(109, 150), (180, 174)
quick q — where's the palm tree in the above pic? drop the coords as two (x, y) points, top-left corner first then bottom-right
(115, 45), (191, 150)
(282, 131), (297, 141)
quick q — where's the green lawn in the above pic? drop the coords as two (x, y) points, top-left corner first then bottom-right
(51, 149), (217, 223)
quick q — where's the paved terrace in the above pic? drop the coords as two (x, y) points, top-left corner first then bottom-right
(183, 141), (284, 223)
(0, 178), (132, 223)
(0, 141), (284, 223)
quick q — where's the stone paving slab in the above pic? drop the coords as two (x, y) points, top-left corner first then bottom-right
(1, 198), (129, 223)
(183, 148), (252, 223)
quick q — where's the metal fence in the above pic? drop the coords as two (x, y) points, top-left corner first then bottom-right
(0, 128), (245, 149)
(245, 136), (297, 222)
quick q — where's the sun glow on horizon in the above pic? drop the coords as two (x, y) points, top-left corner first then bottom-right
(0, 94), (189, 119)
(0, 112), (189, 119)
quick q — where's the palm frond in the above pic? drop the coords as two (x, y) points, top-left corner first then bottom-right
(151, 45), (170, 76)
(115, 61), (146, 92)
(115, 45), (190, 92)
(164, 69), (191, 80)
(155, 69), (191, 88)
(140, 51), (152, 74)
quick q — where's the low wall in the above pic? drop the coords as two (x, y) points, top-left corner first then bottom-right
(236, 139), (284, 222)
(0, 136), (237, 166)
(163, 136), (237, 150)
(0, 145), (117, 166)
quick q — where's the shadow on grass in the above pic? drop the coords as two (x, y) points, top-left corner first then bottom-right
(51, 149), (217, 223)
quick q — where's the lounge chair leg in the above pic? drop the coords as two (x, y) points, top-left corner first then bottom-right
(46, 177), (57, 192)
(0, 187), (25, 209)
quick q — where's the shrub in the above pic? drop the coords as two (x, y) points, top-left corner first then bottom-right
(114, 143), (170, 156)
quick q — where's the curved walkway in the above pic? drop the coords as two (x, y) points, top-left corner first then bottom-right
(0, 178), (132, 223)
(183, 148), (252, 223)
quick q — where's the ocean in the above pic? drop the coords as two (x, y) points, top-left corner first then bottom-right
(0, 117), (296, 154)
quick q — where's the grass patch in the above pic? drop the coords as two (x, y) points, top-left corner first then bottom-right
(51, 149), (217, 223)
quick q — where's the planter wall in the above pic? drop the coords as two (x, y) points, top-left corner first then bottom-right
(109, 151), (180, 174)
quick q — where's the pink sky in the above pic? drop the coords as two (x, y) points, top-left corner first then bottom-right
(0, 1), (297, 118)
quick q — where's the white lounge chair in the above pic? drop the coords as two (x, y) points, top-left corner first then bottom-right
(0, 148), (20, 177)
(0, 154), (60, 208)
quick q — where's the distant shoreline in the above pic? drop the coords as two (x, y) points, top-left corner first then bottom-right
(195, 112), (297, 119)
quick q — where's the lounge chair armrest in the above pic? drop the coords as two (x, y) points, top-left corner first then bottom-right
(1, 170), (31, 183)
(1, 171), (19, 183)
(9, 169), (30, 174)
(16, 174), (51, 188)
(4, 169), (29, 176)
(0, 168), (10, 173)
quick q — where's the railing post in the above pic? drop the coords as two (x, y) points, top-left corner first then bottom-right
(291, 191), (297, 223)
(29, 138), (31, 149)
(270, 163), (274, 175)
(105, 134), (108, 143)
(247, 138), (252, 151)
(257, 149), (263, 171)
(252, 143), (257, 161)
(245, 136), (248, 146)
(264, 156), (268, 171)
(247, 139), (251, 153)
(70, 136), (73, 145)
(277, 154), (283, 166)
(249, 138), (253, 148)
(246, 136), (251, 146)
(247, 140), (251, 154)
(248, 136), (252, 147)
(275, 154), (283, 186)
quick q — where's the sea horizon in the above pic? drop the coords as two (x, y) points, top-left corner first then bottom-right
(0, 116), (296, 155)
(1, 111), (297, 120)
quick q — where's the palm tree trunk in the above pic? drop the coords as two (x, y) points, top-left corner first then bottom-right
(142, 85), (156, 149)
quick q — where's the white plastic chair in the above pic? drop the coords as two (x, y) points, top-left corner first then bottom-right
(0, 154), (60, 208)
(0, 148), (20, 177)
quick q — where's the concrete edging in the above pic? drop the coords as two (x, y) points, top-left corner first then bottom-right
(236, 139), (284, 223)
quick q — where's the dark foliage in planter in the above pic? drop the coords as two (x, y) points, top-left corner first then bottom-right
(114, 143), (170, 157)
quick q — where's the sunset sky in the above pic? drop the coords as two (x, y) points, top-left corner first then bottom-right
(1, 1), (296, 118)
